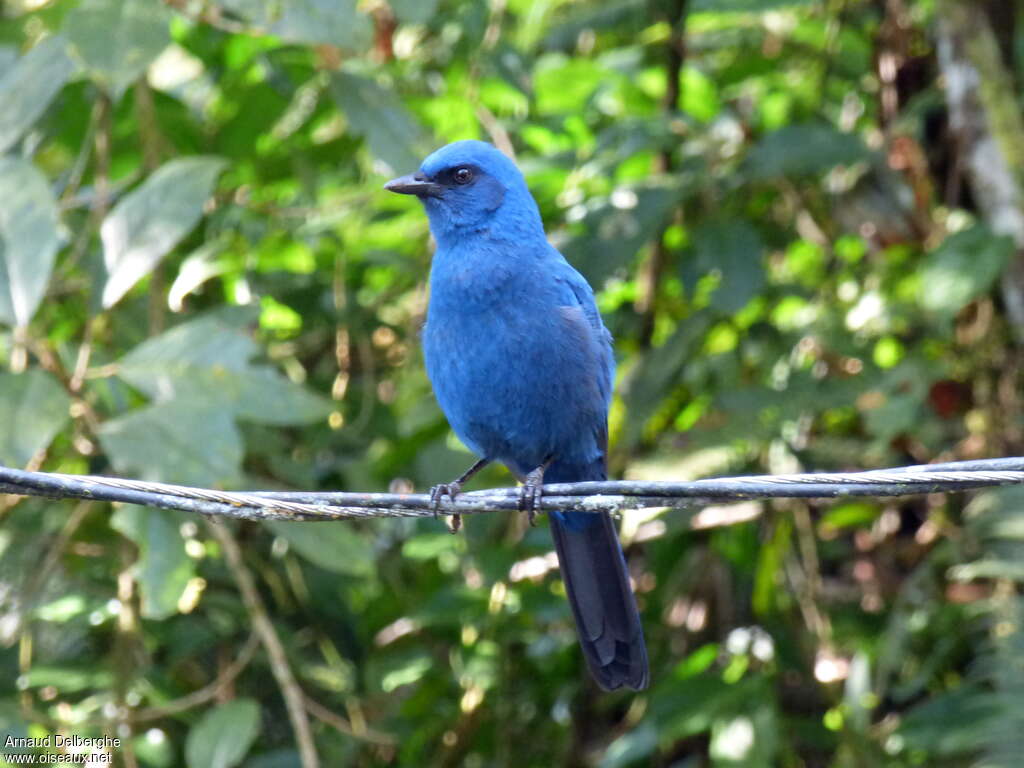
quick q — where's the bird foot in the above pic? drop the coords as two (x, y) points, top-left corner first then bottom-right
(518, 467), (545, 526)
(429, 481), (462, 534)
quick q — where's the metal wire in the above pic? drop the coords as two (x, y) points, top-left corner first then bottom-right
(2, 457), (1023, 522)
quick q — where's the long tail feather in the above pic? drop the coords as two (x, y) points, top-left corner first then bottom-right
(547, 462), (648, 691)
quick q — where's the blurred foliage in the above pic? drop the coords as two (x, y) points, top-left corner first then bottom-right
(2, 0), (1024, 765)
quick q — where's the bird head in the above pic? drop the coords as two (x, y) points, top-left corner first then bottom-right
(384, 140), (542, 244)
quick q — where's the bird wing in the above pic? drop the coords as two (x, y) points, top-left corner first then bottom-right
(547, 254), (647, 691)
(551, 253), (615, 412)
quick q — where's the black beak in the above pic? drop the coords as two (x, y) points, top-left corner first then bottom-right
(384, 172), (442, 198)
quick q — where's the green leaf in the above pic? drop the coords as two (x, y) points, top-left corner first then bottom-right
(64, 0), (172, 98)
(650, 674), (741, 740)
(117, 311), (331, 425)
(222, 0), (371, 48)
(185, 699), (260, 768)
(245, 750), (304, 768)
(265, 520), (374, 576)
(35, 595), (87, 622)
(691, 0), (813, 11)
(753, 518), (790, 614)
(110, 506), (193, 619)
(232, 368), (333, 425)
(599, 722), (658, 768)
(329, 71), (426, 174)
(897, 685), (999, 756)
(0, 369), (71, 466)
(120, 308), (258, 375)
(389, 0), (440, 25)
(619, 309), (713, 449)
(534, 56), (611, 115)
(168, 242), (231, 312)
(543, 2), (646, 51)
(691, 219), (765, 313)
(101, 156), (226, 308)
(98, 399), (243, 487)
(0, 157), (62, 327)
(561, 181), (688, 286)
(920, 226), (1012, 315)
(0, 701), (29, 754)
(0, 35), (76, 153)
(965, 487), (1024, 542)
(746, 124), (870, 179)
(24, 665), (114, 693)
(818, 502), (880, 532)
(710, 707), (779, 767)
(402, 532), (460, 561)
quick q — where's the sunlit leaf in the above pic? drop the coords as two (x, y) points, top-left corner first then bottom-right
(533, 56), (611, 115)
(35, 595), (87, 622)
(692, 0), (813, 11)
(168, 243), (230, 312)
(101, 156), (226, 308)
(25, 665), (114, 693)
(381, 655), (431, 692)
(0, 35), (75, 153)
(920, 225), (1012, 315)
(65, 0), (172, 98)
(0, 157), (62, 327)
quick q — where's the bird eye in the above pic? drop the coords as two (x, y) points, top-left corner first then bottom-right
(453, 167), (473, 184)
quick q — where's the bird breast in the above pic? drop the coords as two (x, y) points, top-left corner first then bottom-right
(423, 277), (605, 472)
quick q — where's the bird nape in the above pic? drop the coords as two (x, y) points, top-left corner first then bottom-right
(385, 140), (648, 691)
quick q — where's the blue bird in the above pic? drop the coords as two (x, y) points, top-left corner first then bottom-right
(385, 140), (648, 690)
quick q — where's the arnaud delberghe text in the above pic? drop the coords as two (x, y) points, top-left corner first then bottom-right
(5, 734), (122, 749)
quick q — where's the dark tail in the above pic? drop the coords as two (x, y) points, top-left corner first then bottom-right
(547, 461), (648, 691)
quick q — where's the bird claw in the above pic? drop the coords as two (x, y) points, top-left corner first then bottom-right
(518, 468), (545, 526)
(429, 482), (462, 534)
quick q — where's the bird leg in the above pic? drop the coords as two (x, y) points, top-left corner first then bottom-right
(519, 456), (553, 526)
(430, 458), (490, 534)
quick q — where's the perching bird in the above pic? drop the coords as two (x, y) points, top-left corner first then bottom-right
(385, 140), (648, 691)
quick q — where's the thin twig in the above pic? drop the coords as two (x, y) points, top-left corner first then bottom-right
(208, 522), (320, 768)
(303, 694), (395, 746)
(58, 97), (102, 205)
(132, 633), (260, 722)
